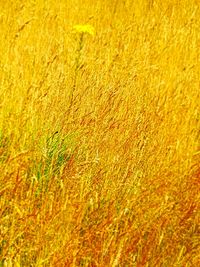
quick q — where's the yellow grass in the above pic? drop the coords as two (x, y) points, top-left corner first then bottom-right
(0, 0), (200, 266)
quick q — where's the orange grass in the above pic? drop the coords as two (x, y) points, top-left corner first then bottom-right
(0, 0), (200, 266)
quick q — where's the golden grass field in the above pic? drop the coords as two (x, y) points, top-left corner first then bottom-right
(0, 0), (200, 266)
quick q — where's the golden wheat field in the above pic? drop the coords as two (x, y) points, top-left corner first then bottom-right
(0, 0), (200, 266)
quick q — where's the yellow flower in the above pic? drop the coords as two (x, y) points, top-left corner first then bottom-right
(73, 24), (95, 36)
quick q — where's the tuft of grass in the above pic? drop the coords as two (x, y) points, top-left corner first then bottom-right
(0, 0), (200, 266)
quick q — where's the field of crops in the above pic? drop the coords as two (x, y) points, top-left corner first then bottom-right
(0, 0), (199, 266)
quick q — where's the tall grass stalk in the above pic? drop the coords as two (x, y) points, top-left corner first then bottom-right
(0, 0), (199, 266)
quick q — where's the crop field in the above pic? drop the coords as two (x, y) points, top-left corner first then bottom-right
(0, 0), (200, 266)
